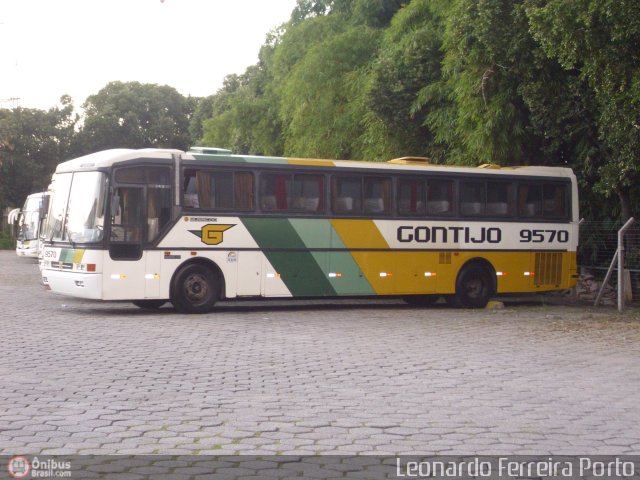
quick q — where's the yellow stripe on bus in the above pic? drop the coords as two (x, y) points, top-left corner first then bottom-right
(330, 219), (395, 294)
(287, 158), (336, 167)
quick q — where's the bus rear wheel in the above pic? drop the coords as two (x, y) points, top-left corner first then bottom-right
(171, 263), (219, 314)
(454, 263), (494, 308)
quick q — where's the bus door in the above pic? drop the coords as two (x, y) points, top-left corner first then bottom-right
(108, 166), (172, 299)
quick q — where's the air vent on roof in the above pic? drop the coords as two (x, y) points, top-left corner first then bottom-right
(189, 146), (232, 155)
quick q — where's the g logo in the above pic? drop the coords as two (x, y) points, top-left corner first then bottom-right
(190, 224), (234, 245)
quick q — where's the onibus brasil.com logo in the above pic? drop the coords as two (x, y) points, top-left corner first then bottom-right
(7, 456), (71, 478)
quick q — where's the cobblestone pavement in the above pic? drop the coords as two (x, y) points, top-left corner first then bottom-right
(1, 250), (640, 456)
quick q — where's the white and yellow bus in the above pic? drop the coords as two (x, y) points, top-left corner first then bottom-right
(40, 148), (579, 312)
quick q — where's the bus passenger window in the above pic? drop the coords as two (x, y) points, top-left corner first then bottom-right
(184, 169), (254, 211)
(195, 171), (233, 209)
(147, 186), (172, 242)
(427, 179), (453, 215)
(364, 177), (391, 214)
(234, 172), (254, 211)
(518, 183), (542, 217)
(460, 181), (486, 216)
(398, 179), (426, 215)
(260, 173), (291, 211)
(486, 182), (513, 216)
(543, 184), (567, 218)
(332, 176), (362, 214)
(292, 175), (324, 212)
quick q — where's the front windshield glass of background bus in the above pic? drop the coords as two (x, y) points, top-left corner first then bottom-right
(46, 173), (73, 241)
(19, 196), (42, 240)
(66, 172), (107, 243)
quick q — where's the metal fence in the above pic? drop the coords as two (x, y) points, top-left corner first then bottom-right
(578, 220), (640, 305)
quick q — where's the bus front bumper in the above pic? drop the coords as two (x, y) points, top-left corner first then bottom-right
(42, 270), (103, 300)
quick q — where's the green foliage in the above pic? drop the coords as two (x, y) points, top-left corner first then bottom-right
(427, 0), (542, 165)
(0, 230), (14, 250)
(77, 81), (194, 153)
(0, 96), (77, 211)
(279, 25), (381, 158)
(362, 0), (449, 160)
(526, 0), (640, 217)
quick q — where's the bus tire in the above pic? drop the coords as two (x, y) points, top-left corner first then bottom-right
(132, 300), (166, 310)
(454, 262), (494, 308)
(171, 263), (219, 314)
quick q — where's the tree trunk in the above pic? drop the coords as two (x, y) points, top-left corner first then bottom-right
(618, 187), (633, 222)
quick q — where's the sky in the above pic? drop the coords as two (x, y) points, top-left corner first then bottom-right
(0, 0), (298, 110)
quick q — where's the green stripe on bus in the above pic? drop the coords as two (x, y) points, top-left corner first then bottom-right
(60, 249), (75, 262)
(191, 154), (288, 165)
(241, 218), (336, 296)
(288, 219), (375, 295)
(289, 219), (331, 248)
(327, 233), (376, 296)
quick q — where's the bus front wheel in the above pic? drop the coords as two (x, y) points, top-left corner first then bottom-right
(453, 263), (494, 308)
(171, 263), (219, 314)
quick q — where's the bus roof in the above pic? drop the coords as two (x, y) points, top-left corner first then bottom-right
(54, 149), (182, 173)
(53, 147), (575, 179)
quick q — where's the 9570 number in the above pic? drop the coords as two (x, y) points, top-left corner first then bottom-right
(519, 229), (569, 243)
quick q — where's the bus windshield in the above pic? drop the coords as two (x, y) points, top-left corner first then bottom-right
(47, 171), (107, 244)
(18, 195), (43, 241)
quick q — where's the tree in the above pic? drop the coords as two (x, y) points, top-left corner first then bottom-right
(200, 56), (284, 156)
(278, 23), (381, 158)
(76, 81), (194, 154)
(526, 0), (640, 219)
(362, 0), (449, 160)
(0, 96), (77, 210)
(423, 0), (543, 166)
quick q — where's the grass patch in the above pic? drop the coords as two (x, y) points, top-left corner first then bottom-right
(0, 231), (15, 250)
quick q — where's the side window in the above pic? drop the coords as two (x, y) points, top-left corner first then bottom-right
(518, 183), (542, 217)
(364, 177), (391, 214)
(183, 169), (254, 211)
(427, 179), (454, 215)
(518, 182), (568, 219)
(398, 178), (426, 216)
(487, 181), (513, 216)
(332, 176), (362, 214)
(291, 174), (324, 212)
(460, 181), (486, 216)
(115, 167), (146, 184)
(260, 173), (291, 211)
(543, 183), (567, 218)
(111, 187), (144, 243)
(146, 167), (172, 242)
(235, 172), (254, 211)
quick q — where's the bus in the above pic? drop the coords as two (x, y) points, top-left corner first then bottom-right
(40, 148), (579, 312)
(16, 191), (49, 258)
